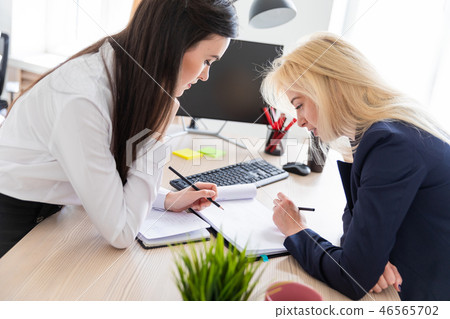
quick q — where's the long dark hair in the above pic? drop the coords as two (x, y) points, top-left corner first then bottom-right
(8, 0), (238, 184)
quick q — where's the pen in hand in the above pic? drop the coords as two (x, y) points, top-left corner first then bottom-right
(298, 206), (315, 212)
(168, 166), (224, 210)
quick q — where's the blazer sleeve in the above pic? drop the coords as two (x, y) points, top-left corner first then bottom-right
(284, 129), (427, 300)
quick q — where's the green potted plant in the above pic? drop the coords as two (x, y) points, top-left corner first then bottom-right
(173, 233), (264, 301)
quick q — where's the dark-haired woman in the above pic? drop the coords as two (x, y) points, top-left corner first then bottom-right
(0, 0), (238, 257)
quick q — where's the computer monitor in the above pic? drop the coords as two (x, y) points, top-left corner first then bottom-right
(177, 39), (283, 125)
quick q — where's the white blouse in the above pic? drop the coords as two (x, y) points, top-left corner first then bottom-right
(0, 42), (170, 248)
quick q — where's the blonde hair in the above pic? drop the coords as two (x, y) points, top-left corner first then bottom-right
(261, 32), (450, 149)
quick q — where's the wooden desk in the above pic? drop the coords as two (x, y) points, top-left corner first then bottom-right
(0, 132), (400, 301)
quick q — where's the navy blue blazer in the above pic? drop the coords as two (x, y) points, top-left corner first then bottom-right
(284, 121), (450, 300)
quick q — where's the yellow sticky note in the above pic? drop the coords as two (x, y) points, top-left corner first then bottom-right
(172, 148), (202, 160)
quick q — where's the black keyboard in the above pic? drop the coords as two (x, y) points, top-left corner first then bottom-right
(169, 158), (289, 190)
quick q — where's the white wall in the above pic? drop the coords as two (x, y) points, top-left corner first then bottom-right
(234, 0), (334, 51)
(0, 0), (12, 35)
(10, 0), (47, 57)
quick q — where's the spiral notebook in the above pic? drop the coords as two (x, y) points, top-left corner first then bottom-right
(137, 208), (210, 249)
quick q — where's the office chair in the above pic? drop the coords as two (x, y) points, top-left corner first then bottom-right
(0, 32), (10, 111)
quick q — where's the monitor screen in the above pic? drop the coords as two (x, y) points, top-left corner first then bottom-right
(177, 39), (283, 125)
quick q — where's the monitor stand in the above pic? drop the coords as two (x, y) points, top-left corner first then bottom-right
(169, 117), (246, 149)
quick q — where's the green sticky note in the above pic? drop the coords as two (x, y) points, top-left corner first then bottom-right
(172, 148), (202, 160)
(199, 147), (225, 158)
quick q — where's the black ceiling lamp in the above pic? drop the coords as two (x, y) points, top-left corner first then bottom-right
(249, 0), (297, 28)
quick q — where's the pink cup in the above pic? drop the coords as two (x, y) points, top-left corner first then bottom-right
(265, 281), (323, 301)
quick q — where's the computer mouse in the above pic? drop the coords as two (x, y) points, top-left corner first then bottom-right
(282, 162), (311, 176)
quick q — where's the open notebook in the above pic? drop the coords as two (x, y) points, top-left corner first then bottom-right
(137, 208), (210, 249)
(138, 184), (287, 257)
(194, 184), (288, 257)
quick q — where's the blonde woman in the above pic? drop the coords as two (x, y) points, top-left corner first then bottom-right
(262, 32), (450, 301)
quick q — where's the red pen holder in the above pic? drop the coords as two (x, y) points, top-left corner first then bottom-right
(264, 127), (287, 156)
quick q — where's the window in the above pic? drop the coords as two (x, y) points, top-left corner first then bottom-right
(11, 0), (133, 57)
(46, 0), (133, 56)
(329, 0), (450, 130)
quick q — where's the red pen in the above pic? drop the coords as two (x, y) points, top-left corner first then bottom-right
(277, 113), (286, 130)
(283, 118), (297, 132)
(263, 107), (275, 129)
(270, 107), (278, 130)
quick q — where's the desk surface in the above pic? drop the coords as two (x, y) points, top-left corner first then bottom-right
(0, 131), (400, 301)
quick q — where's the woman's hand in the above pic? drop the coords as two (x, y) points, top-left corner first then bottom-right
(272, 192), (308, 236)
(164, 182), (218, 212)
(370, 261), (402, 293)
